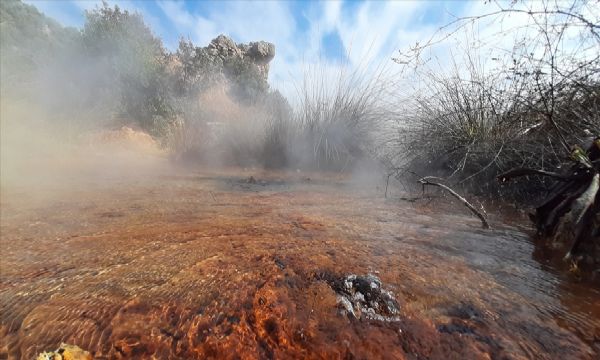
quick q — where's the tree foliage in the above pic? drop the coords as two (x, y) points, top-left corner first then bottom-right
(81, 3), (174, 135)
(0, 0), (79, 92)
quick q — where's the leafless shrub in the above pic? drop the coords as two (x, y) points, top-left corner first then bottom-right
(390, 0), (600, 200)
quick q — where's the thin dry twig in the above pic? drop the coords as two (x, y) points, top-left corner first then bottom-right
(418, 176), (491, 229)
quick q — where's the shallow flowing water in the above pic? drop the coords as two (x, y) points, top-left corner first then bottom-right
(1, 168), (599, 359)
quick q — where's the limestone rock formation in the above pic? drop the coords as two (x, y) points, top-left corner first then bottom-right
(206, 34), (275, 81)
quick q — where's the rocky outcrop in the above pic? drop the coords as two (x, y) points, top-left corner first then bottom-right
(240, 41), (276, 64)
(206, 34), (275, 81)
(317, 273), (402, 322)
(167, 34), (275, 102)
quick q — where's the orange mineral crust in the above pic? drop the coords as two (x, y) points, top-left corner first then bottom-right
(1, 169), (599, 359)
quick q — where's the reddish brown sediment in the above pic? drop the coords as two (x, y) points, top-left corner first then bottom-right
(1, 169), (599, 359)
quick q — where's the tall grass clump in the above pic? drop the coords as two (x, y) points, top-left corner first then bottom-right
(289, 63), (400, 171)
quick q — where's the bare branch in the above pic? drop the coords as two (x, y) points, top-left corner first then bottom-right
(418, 176), (491, 229)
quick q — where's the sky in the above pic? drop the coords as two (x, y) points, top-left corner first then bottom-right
(24, 0), (476, 95)
(24, 0), (600, 100)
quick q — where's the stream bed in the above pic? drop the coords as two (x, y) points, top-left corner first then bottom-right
(1, 169), (599, 359)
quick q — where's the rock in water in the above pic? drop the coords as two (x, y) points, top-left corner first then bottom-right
(321, 273), (401, 322)
(36, 343), (92, 360)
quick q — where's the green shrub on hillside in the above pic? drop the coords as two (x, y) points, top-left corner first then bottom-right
(81, 3), (175, 135)
(0, 0), (79, 93)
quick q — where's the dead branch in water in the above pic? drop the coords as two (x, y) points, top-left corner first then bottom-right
(418, 176), (491, 229)
(498, 138), (600, 261)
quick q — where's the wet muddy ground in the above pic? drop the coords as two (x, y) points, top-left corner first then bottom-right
(1, 168), (599, 359)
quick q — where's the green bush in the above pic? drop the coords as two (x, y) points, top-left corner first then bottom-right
(81, 3), (175, 135)
(0, 0), (79, 94)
